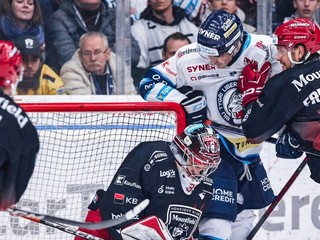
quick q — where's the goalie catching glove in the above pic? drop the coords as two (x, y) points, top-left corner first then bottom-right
(178, 86), (207, 126)
(121, 215), (173, 240)
(237, 61), (271, 107)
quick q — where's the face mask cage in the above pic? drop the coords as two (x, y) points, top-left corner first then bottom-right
(180, 148), (220, 180)
(173, 130), (221, 180)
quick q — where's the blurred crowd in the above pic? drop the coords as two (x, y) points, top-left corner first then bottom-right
(1, 0), (319, 96)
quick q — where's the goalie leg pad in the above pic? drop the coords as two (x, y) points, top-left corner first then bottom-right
(121, 215), (172, 240)
(74, 209), (113, 240)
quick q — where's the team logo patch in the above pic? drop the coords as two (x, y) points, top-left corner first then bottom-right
(114, 174), (126, 185)
(148, 151), (169, 165)
(216, 80), (243, 126)
(166, 205), (202, 239)
(114, 193), (125, 205)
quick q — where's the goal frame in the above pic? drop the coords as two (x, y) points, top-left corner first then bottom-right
(20, 101), (186, 134)
(0, 101), (186, 240)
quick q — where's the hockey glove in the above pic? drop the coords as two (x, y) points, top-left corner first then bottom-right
(178, 86), (207, 126)
(237, 61), (271, 107)
(276, 131), (303, 159)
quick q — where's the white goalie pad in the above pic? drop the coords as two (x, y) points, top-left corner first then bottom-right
(121, 215), (173, 240)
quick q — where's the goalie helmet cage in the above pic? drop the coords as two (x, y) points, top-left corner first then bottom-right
(0, 102), (186, 240)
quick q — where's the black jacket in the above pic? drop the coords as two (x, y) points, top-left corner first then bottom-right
(0, 91), (39, 208)
(45, 1), (140, 73)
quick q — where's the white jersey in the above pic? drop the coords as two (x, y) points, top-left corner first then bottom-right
(173, 0), (203, 19)
(140, 33), (282, 159)
(131, 10), (199, 68)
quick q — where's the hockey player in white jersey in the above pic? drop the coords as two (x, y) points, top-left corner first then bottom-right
(140, 9), (282, 239)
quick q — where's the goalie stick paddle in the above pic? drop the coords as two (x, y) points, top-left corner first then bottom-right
(15, 214), (103, 240)
(246, 156), (308, 240)
(7, 198), (150, 230)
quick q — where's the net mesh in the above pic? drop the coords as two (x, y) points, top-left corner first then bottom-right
(0, 103), (183, 239)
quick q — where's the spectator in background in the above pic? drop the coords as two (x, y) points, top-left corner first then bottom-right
(0, 0), (45, 47)
(44, 0), (140, 74)
(173, 0), (208, 26)
(205, 0), (256, 33)
(95, 0), (148, 24)
(162, 32), (191, 60)
(130, 0), (148, 23)
(39, 0), (62, 30)
(206, 0), (222, 12)
(237, 0), (257, 29)
(274, 0), (295, 25)
(283, 0), (319, 24)
(60, 32), (136, 95)
(14, 35), (66, 95)
(131, 0), (198, 89)
(273, 0), (319, 31)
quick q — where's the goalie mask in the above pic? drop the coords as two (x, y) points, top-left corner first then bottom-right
(197, 9), (243, 58)
(0, 40), (23, 95)
(273, 18), (320, 64)
(171, 123), (220, 194)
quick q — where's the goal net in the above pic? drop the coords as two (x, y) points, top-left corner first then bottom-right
(0, 101), (185, 240)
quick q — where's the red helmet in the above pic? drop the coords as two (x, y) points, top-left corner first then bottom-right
(173, 123), (220, 179)
(0, 40), (22, 93)
(273, 18), (320, 54)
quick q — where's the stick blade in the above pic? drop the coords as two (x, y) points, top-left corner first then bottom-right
(8, 199), (150, 230)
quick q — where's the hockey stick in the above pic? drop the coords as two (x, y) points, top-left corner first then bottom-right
(7, 198), (149, 230)
(209, 121), (320, 156)
(14, 214), (102, 240)
(207, 121), (278, 144)
(246, 156), (308, 240)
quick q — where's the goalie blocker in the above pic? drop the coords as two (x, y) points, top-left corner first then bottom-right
(74, 123), (221, 240)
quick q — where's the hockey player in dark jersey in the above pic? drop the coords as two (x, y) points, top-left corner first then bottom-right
(0, 40), (39, 209)
(238, 18), (320, 183)
(74, 123), (221, 240)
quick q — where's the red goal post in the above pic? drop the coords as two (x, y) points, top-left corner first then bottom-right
(0, 101), (186, 240)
